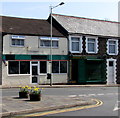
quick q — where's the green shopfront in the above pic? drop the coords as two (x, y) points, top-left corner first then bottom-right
(70, 56), (106, 84)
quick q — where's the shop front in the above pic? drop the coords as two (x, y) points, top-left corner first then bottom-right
(70, 56), (106, 84)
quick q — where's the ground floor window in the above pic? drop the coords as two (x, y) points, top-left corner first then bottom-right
(52, 61), (67, 74)
(39, 61), (47, 73)
(8, 60), (67, 75)
(8, 61), (19, 74)
(8, 61), (30, 74)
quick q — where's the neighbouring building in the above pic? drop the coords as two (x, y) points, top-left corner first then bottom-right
(1, 16), (68, 87)
(49, 14), (120, 85)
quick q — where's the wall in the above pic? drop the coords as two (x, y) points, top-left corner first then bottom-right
(2, 34), (68, 87)
(2, 61), (68, 87)
(3, 35), (68, 55)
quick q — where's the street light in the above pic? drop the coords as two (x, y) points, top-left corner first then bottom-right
(50, 2), (65, 86)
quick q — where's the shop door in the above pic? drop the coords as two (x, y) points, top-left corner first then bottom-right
(71, 60), (78, 83)
(31, 62), (38, 84)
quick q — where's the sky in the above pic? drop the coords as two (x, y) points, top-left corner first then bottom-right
(0, 0), (119, 22)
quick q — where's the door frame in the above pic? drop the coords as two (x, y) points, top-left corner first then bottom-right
(30, 61), (39, 84)
(106, 58), (117, 84)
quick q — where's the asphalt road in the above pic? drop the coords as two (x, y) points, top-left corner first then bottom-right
(1, 87), (120, 117)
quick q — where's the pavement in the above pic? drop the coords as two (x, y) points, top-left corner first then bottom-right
(0, 84), (119, 118)
(1, 93), (94, 118)
(0, 84), (120, 89)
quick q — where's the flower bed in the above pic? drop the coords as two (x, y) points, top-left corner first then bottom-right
(19, 86), (43, 101)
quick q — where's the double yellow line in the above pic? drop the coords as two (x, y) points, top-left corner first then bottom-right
(23, 99), (103, 117)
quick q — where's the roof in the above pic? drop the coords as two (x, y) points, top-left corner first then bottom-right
(52, 14), (119, 38)
(0, 16), (64, 37)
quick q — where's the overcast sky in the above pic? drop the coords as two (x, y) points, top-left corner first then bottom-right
(0, 0), (119, 22)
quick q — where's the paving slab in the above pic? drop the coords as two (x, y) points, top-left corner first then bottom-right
(1, 94), (94, 117)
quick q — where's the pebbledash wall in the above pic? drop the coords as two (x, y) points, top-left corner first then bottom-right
(51, 14), (120, 85)
(2, 34), (68, 86)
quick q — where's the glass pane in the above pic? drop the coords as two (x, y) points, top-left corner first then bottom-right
(8, 61), (19, 74)
(20, 40), (24, 46)
(72, 42), (79, 51)
(16, 40), (20, 45)
(109, 41), (116, 44)
(12, 39), (15, 45)
(52, 41), (58, 48)
(32, 61), (38, 64)
(109, 45), (115, 53)
(41, 40), (51, 47)
(60, 61), (67, 73)
(71, 37), (79, 41)
(88, 38), (95, 42)
(88, 43), (95, 52)
(109, 61), (113, 67)
(32, 66), (38, 75)
(40, 61), (47, 73)
(52, 61), (59, 73)
(32, 77), (38, 83)
(20, 61), (30, 74)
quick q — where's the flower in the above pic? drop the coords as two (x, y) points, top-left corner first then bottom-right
(30, 88), (43, 95)
(19, 86), (29, 93)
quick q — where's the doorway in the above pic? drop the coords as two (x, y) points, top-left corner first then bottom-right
(107, 59), (116, 84)
(31, 61), (39, 84)
(71, 60), (78, 83)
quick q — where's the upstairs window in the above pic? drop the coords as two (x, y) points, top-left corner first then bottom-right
(69, 36), (82, 53)
(40, 37), (59, 48)
(107, 39), (118, 55)
(86, 36), (98, 53)
(11, 35), (25, 47)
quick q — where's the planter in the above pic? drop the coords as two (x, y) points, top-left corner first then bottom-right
(29, 94), (41, 101)
(19, 92), (28, 98)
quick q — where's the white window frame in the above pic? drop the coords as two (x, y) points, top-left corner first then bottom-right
(107, 39), (118, 55)
(86, 36), (98, 54)
(11, 35), (25, 47)
(52, 61), (68, 74)
(8, 61), (30, 76)
(39, 36), (59, 48)
(69, 35), (83, 53)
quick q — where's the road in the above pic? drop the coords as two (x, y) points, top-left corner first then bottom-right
(1, 86), (120, 117)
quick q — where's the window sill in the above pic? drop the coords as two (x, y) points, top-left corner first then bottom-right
(70, 51), (82, 53)
(86, 51), (97, 54)
(10, 45), (25, 48)
(8, 74), (30, 76)
(107, 53), (118, 55)
(39, 74), (47, 76)
(52, 73), (67, 75)
(39, 46), (59, 49)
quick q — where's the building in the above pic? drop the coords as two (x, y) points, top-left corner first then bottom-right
(50, 14), (120, 85)
(1, 14), (120, 87)
(1, 16), (68, 86)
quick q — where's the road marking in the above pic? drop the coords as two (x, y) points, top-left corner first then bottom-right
(71, 93), (118, 98)
(97, 94), (104, 96)
(22, 99), (103, 117)
(87, 94), (96, 96)
(113, 101), (120, 111)
(78, 94), (87, 97)
(68, 95), (77, 97)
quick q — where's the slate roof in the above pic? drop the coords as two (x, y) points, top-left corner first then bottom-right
(52, 14), (119, 38)
(0, 16), (64, 37)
